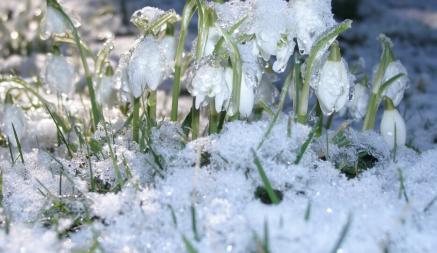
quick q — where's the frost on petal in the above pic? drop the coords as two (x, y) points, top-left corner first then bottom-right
(348, 83), (370, 120)
(290, 0), (336, 54)
(114, 53), (132, 102)
(2, 105), (26, 147)
(273, 35), (295, 73)
(42, 55), (76, 95)
(159, 35), (177, 77)
(315, 59), (351, 115)
(380, 109), (407, 149)
(189, 64), (228, 110)
(253, 0), (288, 60)
(96, 76), (117, 106)
(382, 61), (409, 106)
(239, 77), (256, 118)
(127, 36), (163, 96)
(41, 6), (69, 40)
(211, 0), (254, 32)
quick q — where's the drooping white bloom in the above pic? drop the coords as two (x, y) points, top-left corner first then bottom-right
(2, 105), (26, 147)
(41, 6), (69, 39)
(41, 4), (80, 40)
(127, 35), (176, 97)
(189, 64), (230, 112)
(289, 0), (336, 54)
(380, 108), (407, 149)
(348, 83), (370, 120)
(42, 55), (77, 95)
(381, 60), (409, 106)
(314, 59), (351, 115)
(96, 76), (117, 106)
(252, 0), (296, 73)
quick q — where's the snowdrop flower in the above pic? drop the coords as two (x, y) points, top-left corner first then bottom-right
(289, 0), (336, 54)
(189, 64), (230, 112)
(41, 4), (80, 40)
(252, 0), (295, 73)
(127, 35), (176, 98)
(313, 43), (351, 115)
(234, 42), (263, 117)
(130, 7), (179, 35)
(348, 82), (370, 120)
(41, 5), (69, 39)
(381, 60), (409, 106)
(380, 98), (406, 149)
(42, 54), (77, 95)
(96, 68), (117, 106)
(2, 105), (26, 147)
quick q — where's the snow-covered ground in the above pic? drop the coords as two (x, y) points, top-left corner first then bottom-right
(0, 0), (436, 252)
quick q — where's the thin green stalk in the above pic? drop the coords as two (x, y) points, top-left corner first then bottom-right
(297, 20), (352, 124)
(132, 97), (141, 143)
(257, 67), (293, 149)
(171, 0), (196, 121)
(208, 101), (219, 134)
(252, 149), (280, 205)
(46, 105), (74, 159)
(182, 235), (199, 253)
(362, 35), (396, 130)
(47, 0), (101, 129)
(102, 123), (123, 190)
(294, 123), (319, 165)
(7, 137), (15, 166)
(11, 124), (24, 164)
(147, 90), (157, 126)
(217, 26), (242, 119)
(362, 73), (405, 130)
(329, 214), (353, 253)
(191, 100), (200, 140)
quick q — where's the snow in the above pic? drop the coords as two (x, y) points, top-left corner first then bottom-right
(0, 120), (436, 252)
(1, 0), (437, 252)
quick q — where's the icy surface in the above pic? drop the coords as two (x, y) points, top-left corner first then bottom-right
(0, 119), (436, 252)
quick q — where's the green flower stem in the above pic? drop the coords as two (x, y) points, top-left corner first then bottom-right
(208, 101), (219, 134)
(47, 0), (101, 129)
(132, 97), (140, 143)
(191, 99), (200, 140)
(171, 0), (196, 121)
(362, 35), (394, 130)
(383, 97), (395, 111)
(147, 90), (157, 126)
(362, 93), (379, 131)
(218, 26), (242, 119)
(257, 66), (293, 149)
(296, 20), (352, 124)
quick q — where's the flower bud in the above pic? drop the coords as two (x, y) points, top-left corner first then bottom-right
(381, 61), (408, 106)
(380, 98), (406, 149)
(314, 43), (351, 115)
(127, 35), (176, 97)
(42, 54), (77, 95)
(189, 64), (230, 112)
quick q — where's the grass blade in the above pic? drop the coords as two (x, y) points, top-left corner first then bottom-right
(252, 149), (280, 205)
(329, 214), (353, 253)
(11, 123), (24, 164)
